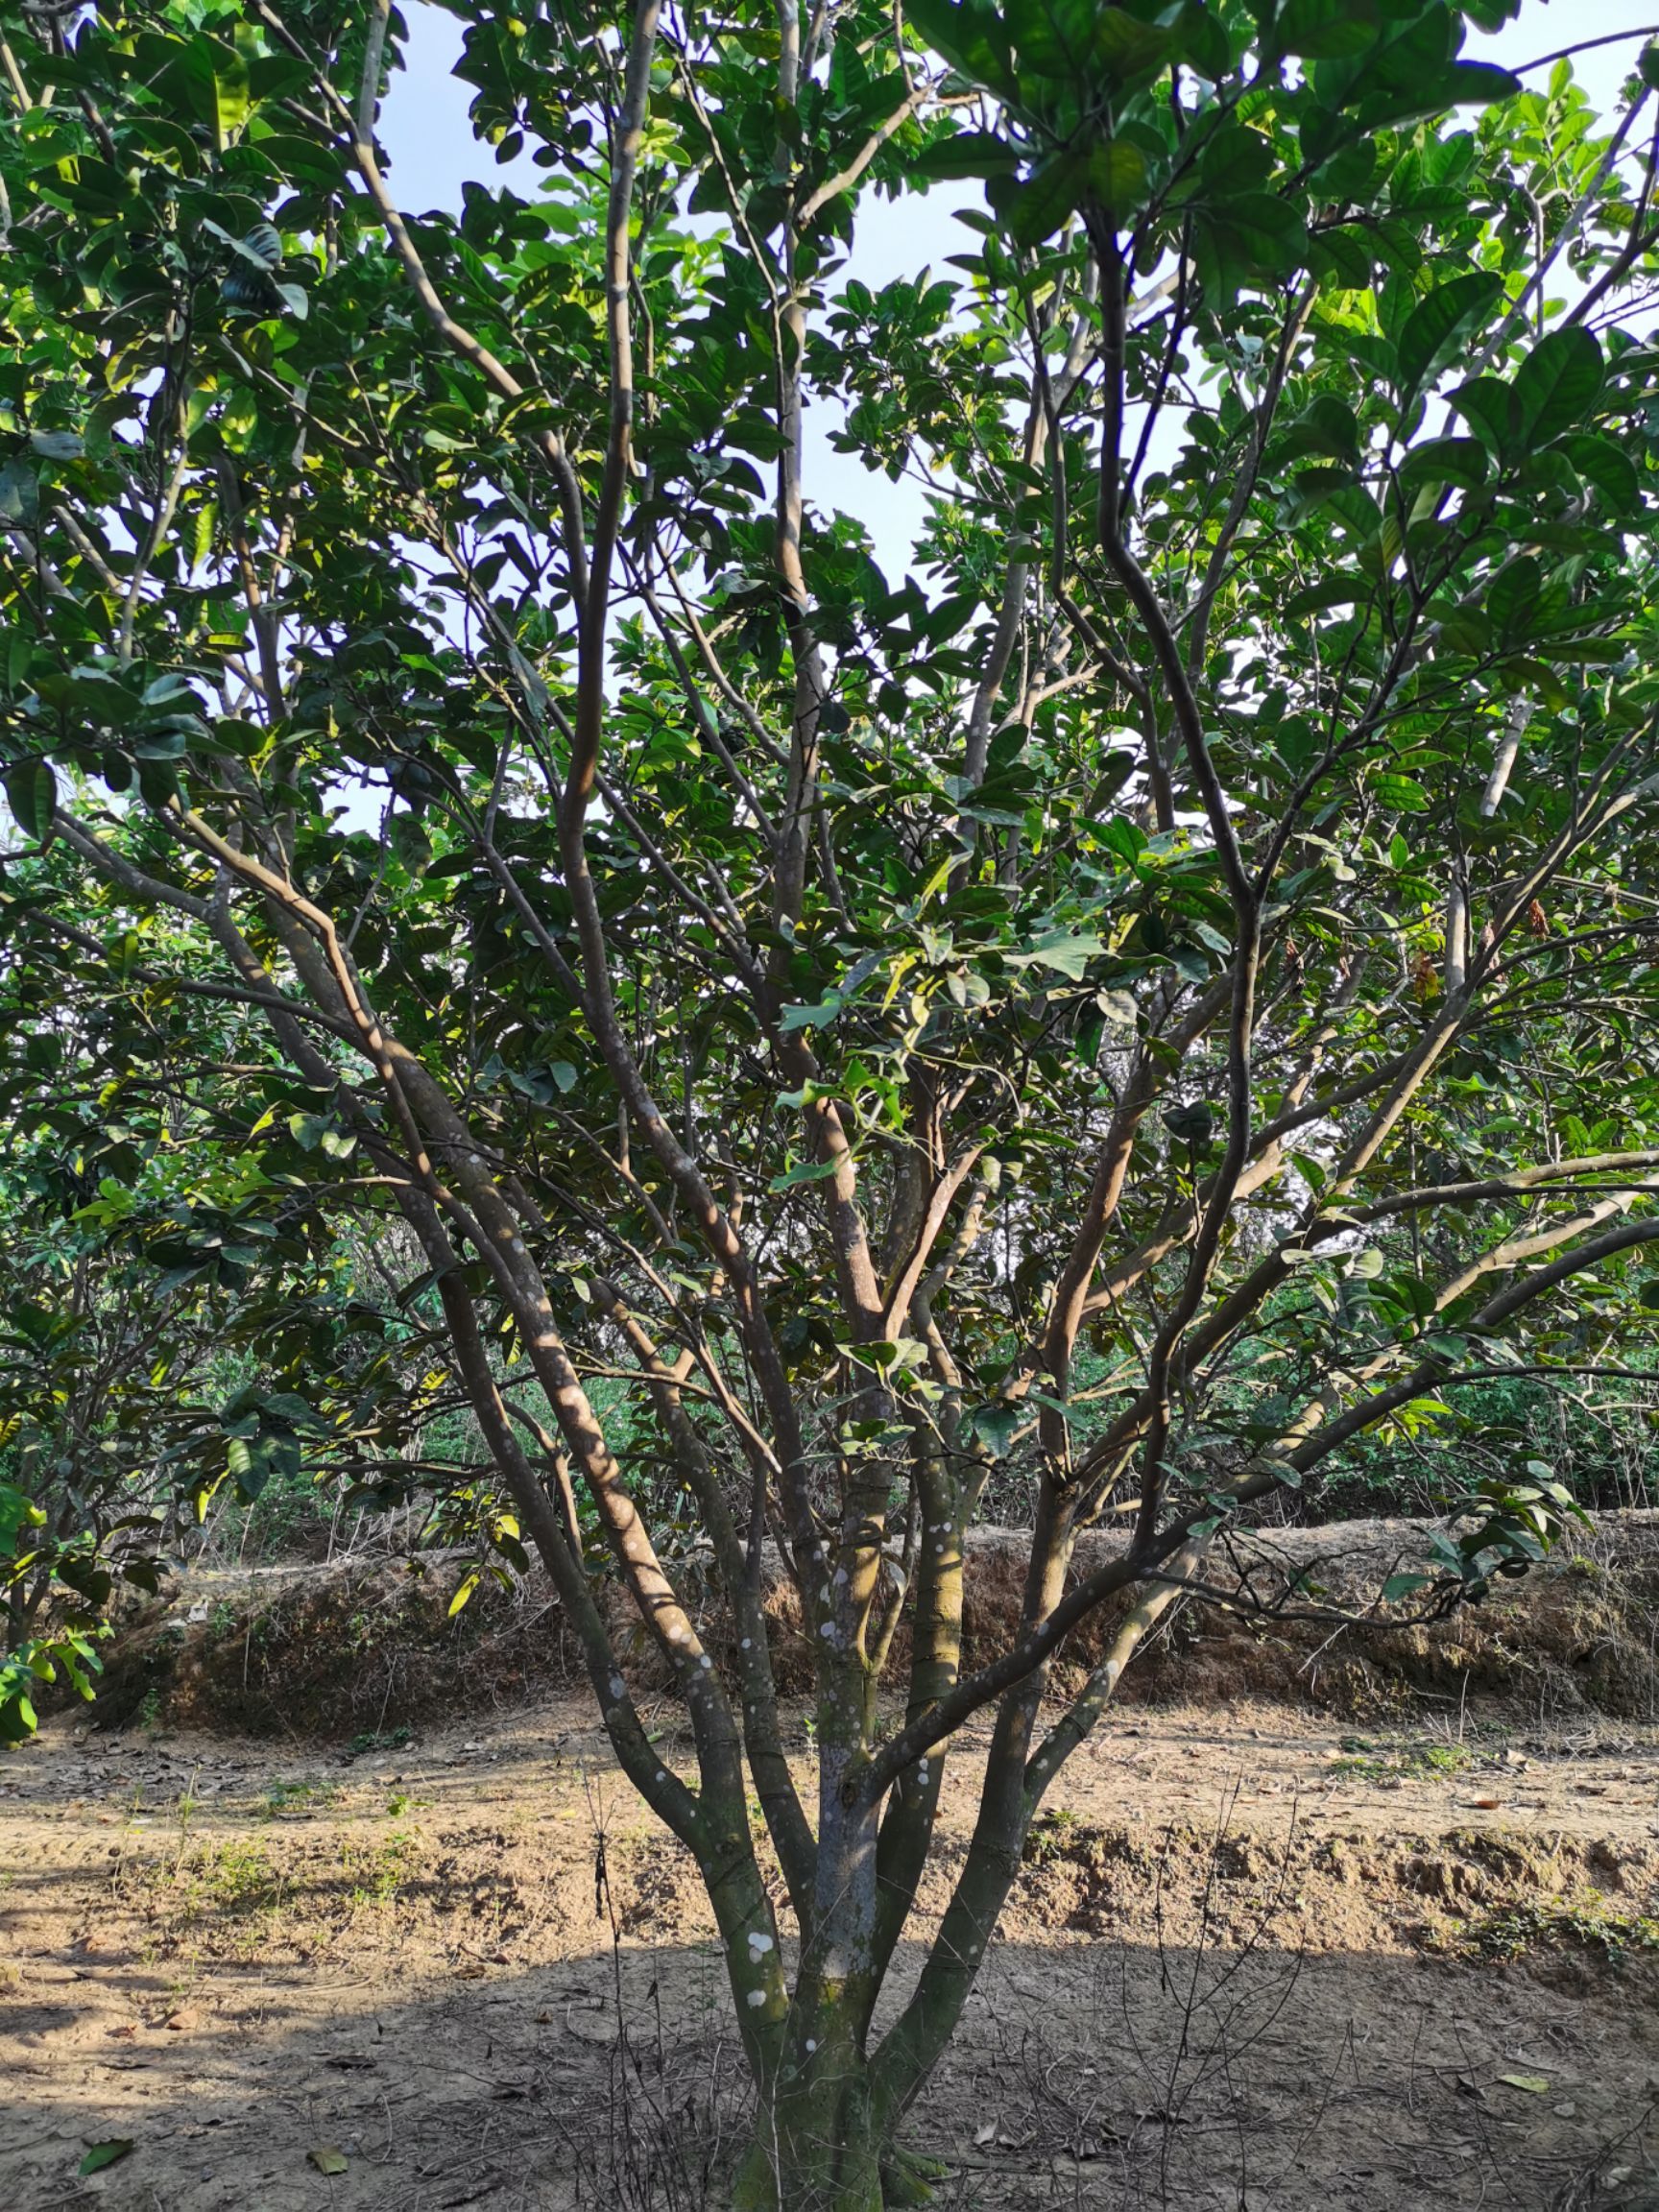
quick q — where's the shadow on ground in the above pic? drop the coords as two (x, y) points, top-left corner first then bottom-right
(7, 1929), (1659, 2212)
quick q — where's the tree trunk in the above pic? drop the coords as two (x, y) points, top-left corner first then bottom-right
(730, 2049), (942, 2210)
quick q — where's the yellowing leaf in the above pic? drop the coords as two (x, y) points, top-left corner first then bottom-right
(212, 47), (252, 152)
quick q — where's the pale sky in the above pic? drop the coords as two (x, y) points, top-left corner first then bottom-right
(377, 1), (1658, 575)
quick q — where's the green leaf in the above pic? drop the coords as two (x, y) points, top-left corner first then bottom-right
(969, 1402), (1020, 1457)
(1485, 555), (1541, 643)
(4, 760), (57, 845)
(1220, 193), (1309, 273)
(1399, 437), (1489, 493)
(0, 1480), (41, 1551)
(1192, 120), (1275, 198)
(779, 995), (844, 1032)
(1439, 60), (1522, 108)
(1381, 1572), (1432, 1601)
(80, 2143), (134, 2176)
(1208, 191), (1313, 304)
(1283, 395), (1360, 465)
(1450, 373), (1519, 459)
(1370, 772), (1427, 813)
(903, 0), (1014, 95)
(212, 45), (252, 151)
(0, 460), (36, 527)
(1088, 139), (1150, 216)
(1510, 326), (1603, 446)
(1308, 225), (1374, 289)
(1004, 154), (1087, 247)
(768, 1158), (841, 1191)
(388, 811), (432, 876)
(1094, 9), (1176, 78)
(132, 724), (190, 763)
(1285, 576), (1363, 618)
(1174, 0), (1232, 79)
(914, 129), (1018, 181)
(1283, 465), (1357, 521)
(1008, 929), (1104, 979)
(1278, 0), (1379, 60)
(1394, 272), (1503, 399)
(1165, 1099), (1215, 1144)
(1562, 432), (1641, 513)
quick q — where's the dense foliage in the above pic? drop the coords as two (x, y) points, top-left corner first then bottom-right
(3, 0), (1659, 2200)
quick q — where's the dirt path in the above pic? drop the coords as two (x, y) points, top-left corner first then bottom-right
(5, 1695), (1659, 2210)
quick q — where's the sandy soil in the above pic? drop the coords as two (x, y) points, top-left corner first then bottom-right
(5, 1689), (1659, 2211)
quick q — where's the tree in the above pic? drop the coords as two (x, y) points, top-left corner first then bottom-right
(4, 0), (1659, 2199)
(0, 928), (479, 1734)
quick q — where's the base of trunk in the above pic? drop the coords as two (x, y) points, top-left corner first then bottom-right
(728, 2082), (945, 2209)
(729, 2147), (943, 2211)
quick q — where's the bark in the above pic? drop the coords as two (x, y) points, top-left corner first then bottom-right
(729, 2060), (885, 2211)
(729, 2048), (949, 2210)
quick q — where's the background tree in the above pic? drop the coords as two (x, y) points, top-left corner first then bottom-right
(3, 0), (1659, 2201)
(0, 902), (519, 1731)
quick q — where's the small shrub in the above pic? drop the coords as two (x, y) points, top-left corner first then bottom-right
(1333, 1737), (1473, 1782)
(1465, 1891), (1659, 1965)
(349, 1726), (413, 1757)
(262, 1777), (342, 1817)
(148, 1839), (280, 1925)
(340, 1829), (420, 1908)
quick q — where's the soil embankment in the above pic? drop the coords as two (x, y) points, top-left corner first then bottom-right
(91, 1512), (1659, 1740)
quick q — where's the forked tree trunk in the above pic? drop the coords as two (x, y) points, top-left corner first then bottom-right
(729, 2055), (887, 2212)
(730, 2056), (951, 2209)
(723, 1953), (986, 2209)
(715, 1554), (1202, 2207)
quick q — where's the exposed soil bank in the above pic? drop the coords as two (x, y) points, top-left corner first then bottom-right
(91, 1512), (1659, 1742)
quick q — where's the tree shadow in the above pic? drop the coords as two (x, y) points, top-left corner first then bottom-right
(4, 1926), (1656, 2212)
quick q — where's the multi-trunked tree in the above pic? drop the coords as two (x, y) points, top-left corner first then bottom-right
(4, 0), (1659, 2200)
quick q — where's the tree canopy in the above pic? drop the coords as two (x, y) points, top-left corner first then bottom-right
(4, 0), (1659, 2201)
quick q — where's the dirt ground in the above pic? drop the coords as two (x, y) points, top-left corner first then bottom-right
(5, 1674), (1659, 2212)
